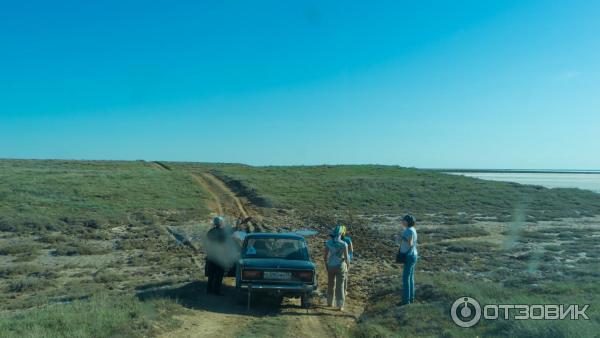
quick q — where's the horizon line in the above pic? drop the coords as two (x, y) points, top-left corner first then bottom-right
(1, 157), (599, 172)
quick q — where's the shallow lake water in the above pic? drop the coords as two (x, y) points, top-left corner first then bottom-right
(446, 171), (600, 193)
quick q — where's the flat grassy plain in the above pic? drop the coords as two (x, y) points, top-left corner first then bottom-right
(173, 163), (600, 223)
(0, 160), (212, 337)
(1, 159), (600, 337)
(0, 160), (210, 233)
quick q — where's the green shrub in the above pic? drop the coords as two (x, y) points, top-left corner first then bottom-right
(12, 254), (38, 263)
(444, 240), (496, 253)
(0, 216), (18, 232)
(352, 322), (398, 338)
(544, 244), (561, 252)
(37, 232), (69, 244)
(115, 239), (148, 250)
(52, 242), (109, 256)
(0, 264), (43, 278)
(0, 243), (41, 256)
(420, 224), (490, 242)
(93, 269), (125, 283)
(8, 276), (52, 293)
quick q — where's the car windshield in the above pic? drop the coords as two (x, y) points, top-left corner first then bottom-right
(243, 238), (308, 260)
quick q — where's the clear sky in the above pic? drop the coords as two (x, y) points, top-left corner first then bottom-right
(1, 1), (599, 168)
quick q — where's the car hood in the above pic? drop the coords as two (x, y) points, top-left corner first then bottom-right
(240, 258), (315, 270)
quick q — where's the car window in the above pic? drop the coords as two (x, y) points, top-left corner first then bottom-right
(244, 238), (308, 260)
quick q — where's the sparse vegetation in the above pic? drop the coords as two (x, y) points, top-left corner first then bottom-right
(173, 163), (600, 223)
(355, 273), (600, 338)
(353, 223), (600, 337)
(419, 224), (491, 242)
(0, 264), (44, 278)
(1, 159), (599, 337)
(0, 294), (180, 338)
(0, 160), (211, 234)
(52, 242), (110, 256)
(236, 316), (290, 338)
(37, 232), (69, 244)
(0, 242), (42, 256)
(445, 240), (496, 253)
(93, 268), (125, 283)
(8, 276), (53, 293)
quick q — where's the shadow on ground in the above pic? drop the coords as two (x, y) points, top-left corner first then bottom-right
(137, 281), (290, 316)
(136, 280), (355, 319)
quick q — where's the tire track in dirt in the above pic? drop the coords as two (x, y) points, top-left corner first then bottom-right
(190, 173), (225, 216)
(189, 172), (248, 218)
(150, 161), (171, 171)
(200, 173), (248, 218)
(148, 162), (246, 218)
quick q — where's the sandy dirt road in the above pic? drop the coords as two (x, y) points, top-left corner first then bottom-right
(190, 172), (249, 219)
(157, 277), (362, 338)
(150, 166), (363, 337)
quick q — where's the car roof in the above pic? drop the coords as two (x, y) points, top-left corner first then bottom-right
(246, 232), (305, 240)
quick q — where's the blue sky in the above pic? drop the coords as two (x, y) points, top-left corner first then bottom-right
(1, 1), (599, 168)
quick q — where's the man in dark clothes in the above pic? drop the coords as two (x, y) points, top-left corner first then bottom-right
(205, 216), (227, 295)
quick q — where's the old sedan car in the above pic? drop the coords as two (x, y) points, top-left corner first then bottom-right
(235, 232), (317, 308)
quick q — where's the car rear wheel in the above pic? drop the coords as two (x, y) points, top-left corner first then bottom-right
(301, 293), (312, 308)
(235, 287), (247, 305)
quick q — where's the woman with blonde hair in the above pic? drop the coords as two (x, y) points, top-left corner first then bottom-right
(324, 225), (350, 311)
(340, 225), (354, 296)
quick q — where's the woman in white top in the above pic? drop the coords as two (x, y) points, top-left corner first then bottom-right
(398, 214), (418, 305)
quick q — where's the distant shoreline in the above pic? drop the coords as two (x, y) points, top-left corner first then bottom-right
(441, 169), (600, 194)
(433, 169), (600, 175)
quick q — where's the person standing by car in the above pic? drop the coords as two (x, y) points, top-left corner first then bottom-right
(205, 216), (227, 295)
(340, 225), (354, 261)
(340, 225), (353, 296)
(397, 214), (418, 305)
(232, 217), (252, 247)
(324, 225), (350, 311)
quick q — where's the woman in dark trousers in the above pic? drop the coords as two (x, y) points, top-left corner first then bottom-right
(398, 214), (418, 305)
(205, 216), (227, 295)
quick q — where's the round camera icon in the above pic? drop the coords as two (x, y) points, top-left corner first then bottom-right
(451, 296), (482, 328)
